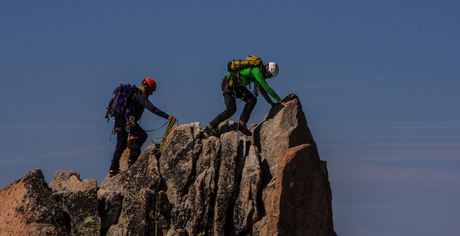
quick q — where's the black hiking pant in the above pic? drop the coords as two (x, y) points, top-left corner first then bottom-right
(209, 77), (257, 129)
(110, 118), (148, 170)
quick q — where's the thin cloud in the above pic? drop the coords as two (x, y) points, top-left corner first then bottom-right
(324, 148), (460, 162)
(334, 202), (406, 211)
(328, 162), (460, 186)
(0, 146), (112, 166)
(292, 75), (391, 90)
(312, 121), (460, 149)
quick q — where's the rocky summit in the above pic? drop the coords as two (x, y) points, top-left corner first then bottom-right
(0, 94), (337, 236)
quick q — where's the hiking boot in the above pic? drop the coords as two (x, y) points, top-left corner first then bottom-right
(237, 121), (252, 136)
(109, 169), (120, 177)
(203, 125), (220, 138)
(128, 159), (136, 167)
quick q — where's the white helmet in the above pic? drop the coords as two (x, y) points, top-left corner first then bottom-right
(267, 62), (279, 77)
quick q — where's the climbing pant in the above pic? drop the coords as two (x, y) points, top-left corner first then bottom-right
(209, 77), (257, 129)
(110, 118), (148, 170)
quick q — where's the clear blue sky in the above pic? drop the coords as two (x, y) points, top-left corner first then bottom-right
(1, 1), (459, 235)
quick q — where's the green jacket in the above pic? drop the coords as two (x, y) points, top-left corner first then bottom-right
(226, 67), (282, 104)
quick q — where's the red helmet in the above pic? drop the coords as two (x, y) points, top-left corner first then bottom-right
(142, 78), (156, 91)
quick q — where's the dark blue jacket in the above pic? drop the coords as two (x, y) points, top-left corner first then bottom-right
(115, 86), (169, 127)
(131, 86), (169, 122)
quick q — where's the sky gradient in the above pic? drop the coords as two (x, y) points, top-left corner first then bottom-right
(1, 1), (459, 235)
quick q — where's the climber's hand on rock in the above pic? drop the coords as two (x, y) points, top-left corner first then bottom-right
(281, 101), (292, 107)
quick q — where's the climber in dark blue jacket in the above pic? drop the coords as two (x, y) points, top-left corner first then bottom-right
(109, 78), (172, 177)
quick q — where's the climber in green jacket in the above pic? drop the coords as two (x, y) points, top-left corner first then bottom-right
(204, 61), (290, 137)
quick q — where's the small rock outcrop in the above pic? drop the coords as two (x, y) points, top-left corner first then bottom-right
(51, 170), (100, 235)
(0, 94), (337, 236)
(0, 169), (69, 235)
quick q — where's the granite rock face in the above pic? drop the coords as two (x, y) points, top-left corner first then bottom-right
(50, 170), (100, 236)
(0, 169), (69, 235)
(0, 94), (337, 236)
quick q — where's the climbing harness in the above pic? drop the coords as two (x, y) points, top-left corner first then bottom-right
(224, 78), (247, 105)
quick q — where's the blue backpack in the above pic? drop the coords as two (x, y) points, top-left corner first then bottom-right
(105, 83), (138, 122)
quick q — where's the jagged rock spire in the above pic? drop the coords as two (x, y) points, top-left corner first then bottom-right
(0, 95), (337, 236)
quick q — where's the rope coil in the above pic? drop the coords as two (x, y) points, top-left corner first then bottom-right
(148, 117), (178, 153)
